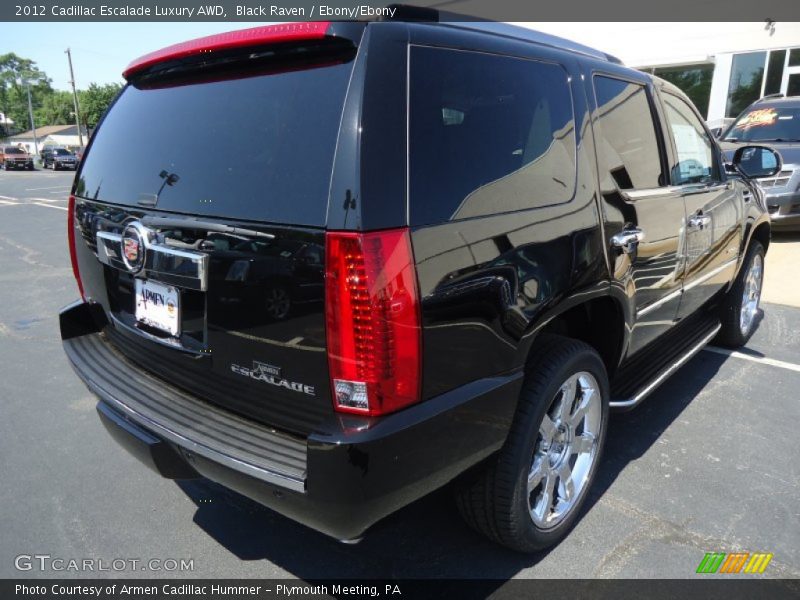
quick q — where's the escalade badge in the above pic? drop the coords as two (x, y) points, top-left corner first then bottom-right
(231, 361), (315, 396)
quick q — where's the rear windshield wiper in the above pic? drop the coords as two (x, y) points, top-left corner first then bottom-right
(140, 216), (275, 240)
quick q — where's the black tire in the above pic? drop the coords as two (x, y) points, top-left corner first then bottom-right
(715, 241), (765, 348)
(455, 335), (609, 552)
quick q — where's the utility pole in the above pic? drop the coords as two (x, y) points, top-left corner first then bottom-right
(23, 78), (39, 156)
(65, 48), (84, 148)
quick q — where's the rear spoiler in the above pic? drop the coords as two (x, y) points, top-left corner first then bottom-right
(123, 22), (364, 80)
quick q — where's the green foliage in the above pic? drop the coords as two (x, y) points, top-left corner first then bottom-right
(36, 90), (74, 125)
(78, 83), (122, 129)
(0, 52), (122, 137)
(0, 52), (52, 136)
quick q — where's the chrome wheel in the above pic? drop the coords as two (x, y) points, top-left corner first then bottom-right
(739, 253), (763, 336)
(528, 371), (602, 529)
(265, 287), (291, 320)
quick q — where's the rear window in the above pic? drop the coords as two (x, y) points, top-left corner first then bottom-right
(409, 46), (577, 226)
(76, 59), (355, 226)
(4, 147), (24, 154)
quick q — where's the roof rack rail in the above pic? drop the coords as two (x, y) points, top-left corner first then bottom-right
(378, 5), (620, 64)
(379, 3), (481, 22)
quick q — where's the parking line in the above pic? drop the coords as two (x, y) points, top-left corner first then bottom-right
(0, 194), (18, 201)
(32, 202), (68, 211)
(0, 199), (20, 205)
(25, 185), (70, 191)
(29, 197), (64, 203)
(704, 346), (800, 373)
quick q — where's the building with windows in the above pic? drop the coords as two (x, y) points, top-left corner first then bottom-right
(526, 22), (800, 129)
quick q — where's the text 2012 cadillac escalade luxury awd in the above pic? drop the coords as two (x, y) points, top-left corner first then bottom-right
(60, 15), (780, 552)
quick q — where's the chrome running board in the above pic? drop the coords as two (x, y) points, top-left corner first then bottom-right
(610, 323), (721, 410)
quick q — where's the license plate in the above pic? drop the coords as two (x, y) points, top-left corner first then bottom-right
(134, 279), (180, 336)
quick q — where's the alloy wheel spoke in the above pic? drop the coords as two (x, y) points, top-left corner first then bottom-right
(572, 433), (595, 455)
(569, 386), (594, 427)
(532, 471), (556, 524)
(557, 463), (575, 502)
(539, 414), (557, 443)
(527, 461), (546, 494)
(558, 375), (578, 422)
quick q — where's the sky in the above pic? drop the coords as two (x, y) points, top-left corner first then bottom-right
(3, 22), (267, 90)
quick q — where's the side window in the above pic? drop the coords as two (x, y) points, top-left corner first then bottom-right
(409, 46), (577, 226)
(662, 93), (719, 185)
(593, 76), (664, 191)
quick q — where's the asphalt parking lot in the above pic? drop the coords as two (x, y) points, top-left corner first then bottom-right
(0, 168), (798, 582)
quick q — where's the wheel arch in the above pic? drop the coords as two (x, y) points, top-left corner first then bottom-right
(523, 293), (629, 379)
(733, 216), (770, 284)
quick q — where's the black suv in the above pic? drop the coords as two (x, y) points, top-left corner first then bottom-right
(60, 18), (778, 552)
(720, 94), (800, 231)
(42, 147), (79, 170)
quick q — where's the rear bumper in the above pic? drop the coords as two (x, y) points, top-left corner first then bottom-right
(61, 300), (520, 540)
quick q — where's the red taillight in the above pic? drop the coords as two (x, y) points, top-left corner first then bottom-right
(325, 229), (422, 416)
(67, 194), (85, 300)
(123, 22), (332, 79)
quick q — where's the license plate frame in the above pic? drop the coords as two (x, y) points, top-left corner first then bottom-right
(134, 279), (181, 337)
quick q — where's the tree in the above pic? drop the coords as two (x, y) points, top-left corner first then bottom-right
(79, 82), (122, 130)
(36, 90), (74, 126)
(0, 52), (122, 138)
(0, 53), (52, 135)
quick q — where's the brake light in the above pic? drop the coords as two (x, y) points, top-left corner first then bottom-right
(67, 194), (85, 300)
(123, 22), (332, 79)
(325, 229), (422, 416)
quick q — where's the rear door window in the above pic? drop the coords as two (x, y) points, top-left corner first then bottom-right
(408, 46), (577, 226)
(592, 76), (665, 191)
(76, 59), (355, 226)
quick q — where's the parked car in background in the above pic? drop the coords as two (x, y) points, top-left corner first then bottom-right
(42, 147), (79, 170)
(61, 18), (778, 553)
(1, 145), (34, 170)
(39, 144), (57, 164)
(721, 94), (800, 231)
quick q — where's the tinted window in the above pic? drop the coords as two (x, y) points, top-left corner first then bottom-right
(593, 76), (663, 191)
(726, 52), (766, 118)
(409, 47), (576, 225)
(788, 75), (800, 98)
(663, 94), (718, 184)
(764, 50), (786, 96)
(4, 147), (23, 154)
(77, 60), (354, 226)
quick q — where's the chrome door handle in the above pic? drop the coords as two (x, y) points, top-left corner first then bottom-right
(688, 213), (712, 229)
(611, 228), (645, 254)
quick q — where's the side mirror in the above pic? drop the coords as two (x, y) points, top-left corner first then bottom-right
(731, 145), (782, 179)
